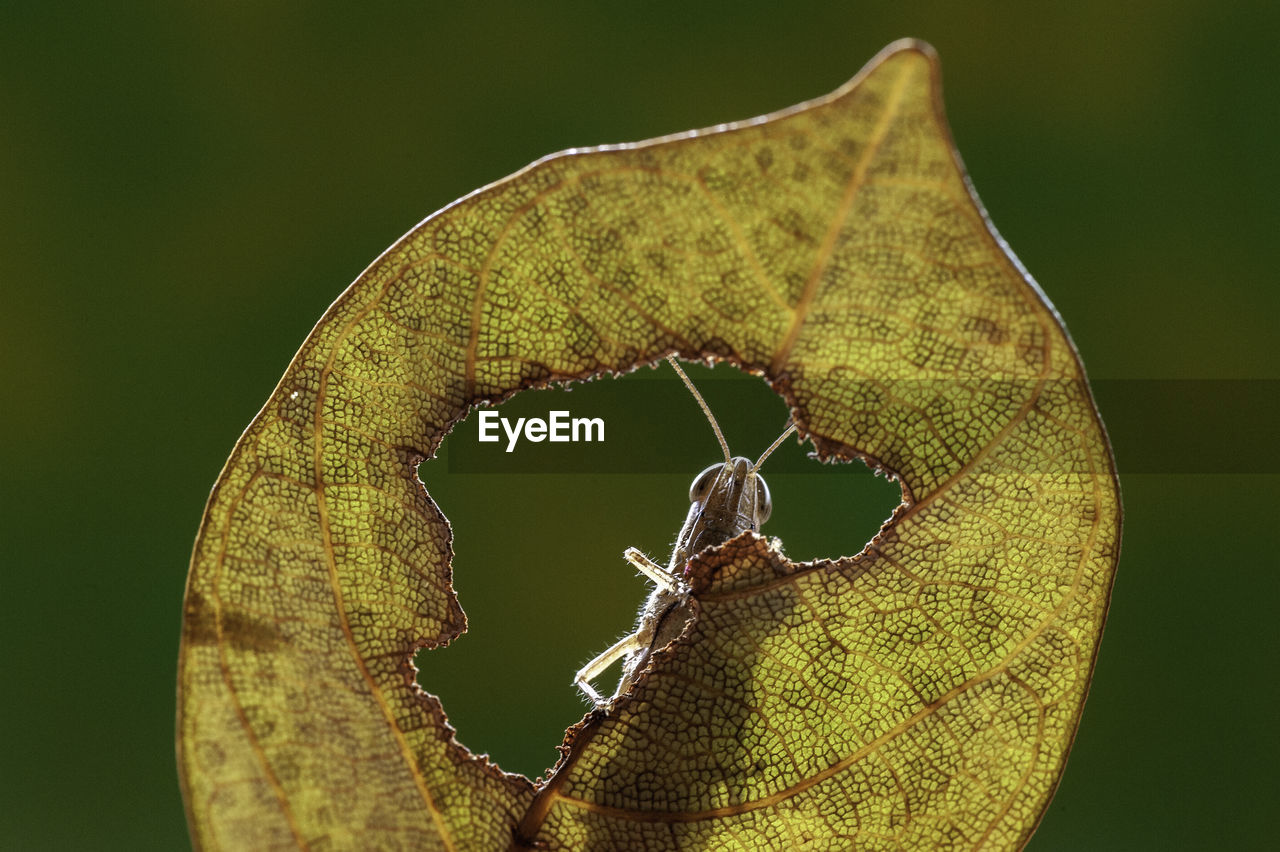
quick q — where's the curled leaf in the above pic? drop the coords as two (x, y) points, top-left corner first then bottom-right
(179, 39), (1120, 851)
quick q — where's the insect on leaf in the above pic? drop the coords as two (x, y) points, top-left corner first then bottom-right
(178, 39), (1121, 851)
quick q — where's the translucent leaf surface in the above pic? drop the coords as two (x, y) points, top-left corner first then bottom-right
(178, 40), (1120, 850)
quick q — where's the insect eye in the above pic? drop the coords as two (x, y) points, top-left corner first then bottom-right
(755, 475), (772, 525)
(689, 463), (722, 503)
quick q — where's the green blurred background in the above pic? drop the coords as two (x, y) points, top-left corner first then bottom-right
(3, 2), (1277, 849)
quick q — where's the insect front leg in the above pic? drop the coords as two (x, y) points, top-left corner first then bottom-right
(574, 632), (646, 707)
(623, 547), (682, 593)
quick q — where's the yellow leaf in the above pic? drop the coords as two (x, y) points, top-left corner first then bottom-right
(179, 39), (1120, 851)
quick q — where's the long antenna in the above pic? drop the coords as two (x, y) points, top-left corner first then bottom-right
(666, 355), (731, 463)
(752, 421), (797, 474)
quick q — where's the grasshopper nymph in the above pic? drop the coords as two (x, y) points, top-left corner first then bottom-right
(574, 356), (796, 707)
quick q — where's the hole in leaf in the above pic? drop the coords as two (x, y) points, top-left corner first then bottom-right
(413, 361), (900, 779)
